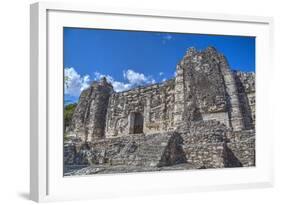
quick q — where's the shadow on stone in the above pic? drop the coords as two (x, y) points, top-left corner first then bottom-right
(158, 132), (187, 167)
(224, 144), (243, 167)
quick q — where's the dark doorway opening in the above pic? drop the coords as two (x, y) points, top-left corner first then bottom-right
(133, 112), (144, 134)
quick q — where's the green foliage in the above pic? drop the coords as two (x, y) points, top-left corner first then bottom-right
(64, 103), (77, 131)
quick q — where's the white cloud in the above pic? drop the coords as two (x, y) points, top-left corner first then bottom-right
(94, 71), (132, 92)
(123, 69), (154, 85)
(81, 75), (90, 91)
(159, 72), (164, 76)
(93, 72), (114, 82)
(111, 81), (131, 92)
(64, 67), (90, 97)
(65, 67), (157, 95)
(94, 69), (155, 92)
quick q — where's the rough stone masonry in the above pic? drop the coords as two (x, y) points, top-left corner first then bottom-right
(64, 46), (255, 175)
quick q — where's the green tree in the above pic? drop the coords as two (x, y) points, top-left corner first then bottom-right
(64, 103), (77, 132)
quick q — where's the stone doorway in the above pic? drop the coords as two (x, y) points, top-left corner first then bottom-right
(129, 112), (144, 134)
(133, 112), (144, 134)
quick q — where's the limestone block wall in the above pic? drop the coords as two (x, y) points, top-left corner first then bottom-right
(179, 121), (228, 168)
(218, 54), (245, 131)
(234, 71), (255, 129)
(175, 47), (231, 129)
(226, 130), (255, 167)
(226, 139), (255, 167)
(70, 79), (113, 141)
(69, 86), (92, 140)
(179, 121), (228, 144)
(183, 143), (226, 168)
(105, 79), (175, 137)
(173, 65), (186, 127)
(65, 122), (255, 169)
(174, 47), (249, 132)
(178, 120), (244, 168)
(202, 112), (230, 128)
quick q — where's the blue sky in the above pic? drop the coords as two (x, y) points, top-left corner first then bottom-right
(64, 27), (255, 104)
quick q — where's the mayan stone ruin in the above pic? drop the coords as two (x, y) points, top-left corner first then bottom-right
(64, 46), (255, 175)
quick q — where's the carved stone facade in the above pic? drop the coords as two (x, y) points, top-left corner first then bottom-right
(64, 47), (255, 175)
(105, 79), (176, 138)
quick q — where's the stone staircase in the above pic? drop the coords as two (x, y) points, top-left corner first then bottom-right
(110, 132), (186, 167)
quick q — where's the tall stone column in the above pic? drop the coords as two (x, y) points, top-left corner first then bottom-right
(143, 95), (151, 134)
(219, 54), (244, 131)
(86, 78), (113, 141)
(70, 77), (113, 142)
(173, 64), (185, 128)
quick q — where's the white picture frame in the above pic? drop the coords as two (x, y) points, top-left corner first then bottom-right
(30, 2), (274, 202)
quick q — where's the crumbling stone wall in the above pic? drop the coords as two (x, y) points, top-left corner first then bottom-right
(70, 78), (113, 141)
(105, 79), (175, 137)
(178, 121), (250, 168)
(226, 130), (255, 167)
(179, 121), (229, 168)
(69, 47), (255, 141)
(66, 46), (256, 174)
(182, 47), (228, 116)
(174, 47), (244, 131)
(234, 71), (255, 129)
